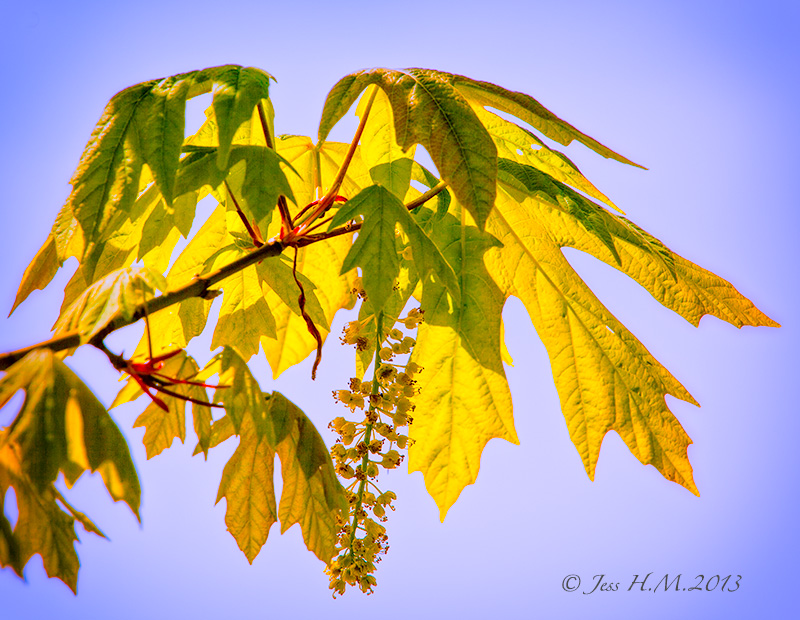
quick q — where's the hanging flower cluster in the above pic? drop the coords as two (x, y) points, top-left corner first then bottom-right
(326, 309), (424, 595)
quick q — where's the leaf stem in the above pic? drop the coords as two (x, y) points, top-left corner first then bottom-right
(405, 180), (447, 211)
(295, 180), (448, 248)
(257, 100), (294, 231)
(289, 88), (378, 242)
(225, 180), (264, 247)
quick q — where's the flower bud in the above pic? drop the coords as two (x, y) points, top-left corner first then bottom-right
(405, 361), (421, 375)
(396, 372), (413, 387)
(391, 412), (408, 427)
(378, 491), (397, 505)
(389, 328), (404, 340)
(330, 416), (347, 431)
(377, 364), (396, 383)
(381, 450), (402, 469)
(395, 396), (411, 414)
(374, 422), (393, 438)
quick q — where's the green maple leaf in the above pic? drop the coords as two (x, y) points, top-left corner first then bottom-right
(0, 351), (141, 591)
(269, 391), (347, 563)
(202, 348), (347, 563)
(330, 184), (459, 316)
(319, 67), (637, 232)
(11, 64), (274, 302)
(68, 65), (271, 269)
(53, 266), (166, 340)
(319, 68), (497, 230)
(0, 456), (80, 592)
(407, 207), (518, 518)
(471, 104), (622, 212)
(0, 351), (140, 513)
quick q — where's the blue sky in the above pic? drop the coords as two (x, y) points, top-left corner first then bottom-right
(0, 1), (797, 618)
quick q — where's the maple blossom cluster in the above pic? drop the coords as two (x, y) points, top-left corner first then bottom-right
(326, 309), (424, 596)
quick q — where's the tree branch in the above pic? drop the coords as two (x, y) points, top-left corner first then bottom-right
(0, 238), (284, 370)
(0, 180), (447, 371)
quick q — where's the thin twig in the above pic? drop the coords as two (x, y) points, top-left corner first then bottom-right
(288, 88), (378, 240)
(0, 239), (284, 370)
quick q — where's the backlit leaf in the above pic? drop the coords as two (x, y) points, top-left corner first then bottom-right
(212, 255), (276, 361)
(357, 86), (416, 200)
(270, 392), (347, 563)
(408, 208), (518, 518)
(0, 351), (140, 515)
(447, 71), (642, 167)
(53, 266), (166, 340)
(63, 65), (271, 279)
(331, 184), (460, 315)
(200, 65), (274, 169)
(204, 349), (346, 562)
(201, 347), (271, 435)
(216, 414), (277, 564)
(13, 479), (80, 593)
(319, 68), (497, 229)
(10, 235), (60, 315)
(472, 104), (620, 212)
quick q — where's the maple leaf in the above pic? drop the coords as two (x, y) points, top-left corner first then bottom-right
(0, 351), (140, 512)
(216, 413), (278, 564)
(10, 65), (276, 307)
(319, 68), (498, 230)
(329, 184), (459, 316)
(201, 348), (347, 563)
(407, 207), (518, 518)
(0, 351), (141, 591)
(404, 126), (776, 516)
(486, 169), (776, 491)
(53, 266), (166, 341)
